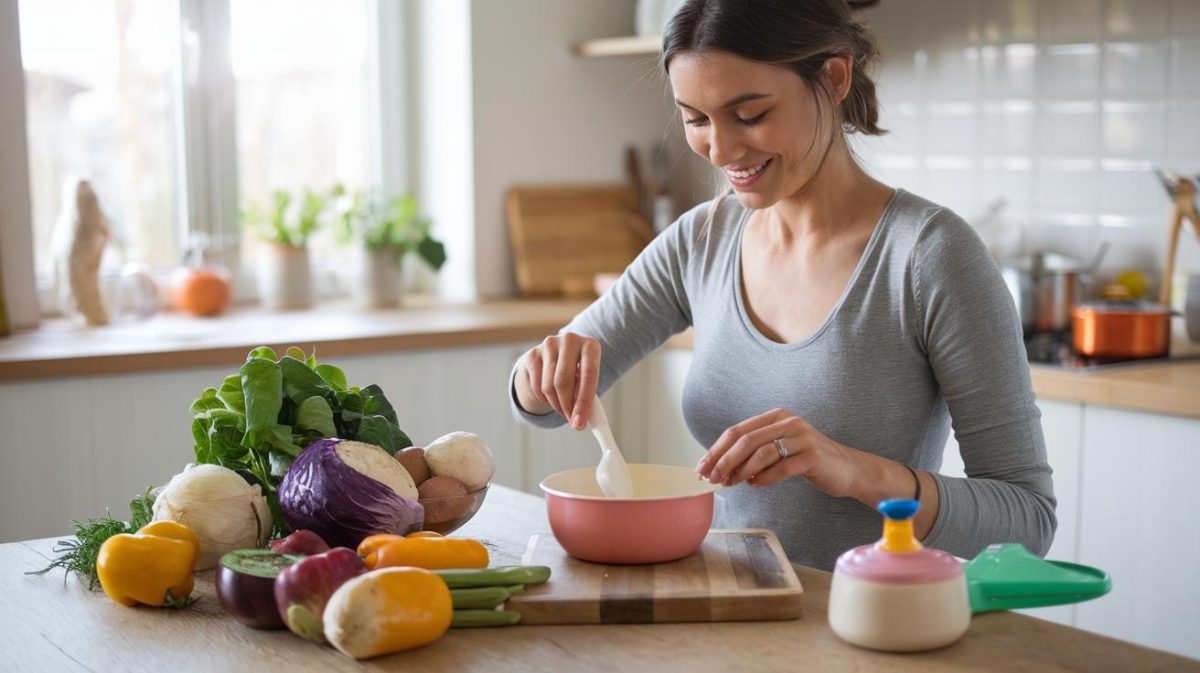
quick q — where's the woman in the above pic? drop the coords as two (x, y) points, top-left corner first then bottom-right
(510, 0), (1055, 570)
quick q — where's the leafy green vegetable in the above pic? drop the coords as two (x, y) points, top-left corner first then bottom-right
(28, 487), (156, 589)
(189, 346), (413, 535)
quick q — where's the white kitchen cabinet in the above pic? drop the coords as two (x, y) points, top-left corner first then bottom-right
(1075, 406), (1200, 660)
(0, 344), (563, 543)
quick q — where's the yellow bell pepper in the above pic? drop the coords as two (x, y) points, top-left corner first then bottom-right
(324, 567), (453, 659)
(96, 520), (199, 608)
(357, 534), (488, 570)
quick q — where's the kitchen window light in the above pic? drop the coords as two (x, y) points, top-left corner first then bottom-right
(15, 0), (401, 316)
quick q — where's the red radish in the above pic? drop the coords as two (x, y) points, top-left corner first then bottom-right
(274, 548), (367, 643)
(269, 529), (330, 556)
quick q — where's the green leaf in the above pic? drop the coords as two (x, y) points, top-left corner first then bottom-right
(352, 415), (411, 456)
(295, 396), (337, 438)
(210, 423), (249, 465)
(306, 348), (318, 369)
(128, 487), (155, 531)
(193, 415), (214, 463)
(315, 364), (347, 391)
(417, 237), (446, 270)
(269, 452), (294, 479)
(285, 346), (307, 362)
(217, 374), (246, 414)
(247, 346), (277, 362)
(360, 384), (399, 425)
(261, 423), (303, 457)
(190, 388), (224, 415)
(240, 358), (283, 449)
(342, 391), (364, 413)
(279, 356), (332, 405)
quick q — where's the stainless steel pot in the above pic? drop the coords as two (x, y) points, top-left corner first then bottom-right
(1002, 252), (1088, 333)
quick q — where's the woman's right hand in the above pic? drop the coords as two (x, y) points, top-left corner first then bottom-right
(514, 332), (601, 431)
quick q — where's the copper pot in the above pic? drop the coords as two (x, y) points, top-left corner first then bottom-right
(1071, 301), (1174, 358)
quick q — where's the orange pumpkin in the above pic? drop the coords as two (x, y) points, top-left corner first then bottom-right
(171, 269), (231, 317)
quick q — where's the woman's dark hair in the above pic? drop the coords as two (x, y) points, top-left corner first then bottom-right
(662, 0), (885, 136)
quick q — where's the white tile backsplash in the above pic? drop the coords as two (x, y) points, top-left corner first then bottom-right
(1102, 102), (1167, 156)
(859, 0), (1200, 280)
(1038, 102), (1101, 156)
(1105, 0), (1170, 39)
(1039, 0), (1103, 42)
(1170, 40), (1200, 95)
(1039, 44), (1102, 99)
(1103, 43), (1169, 98)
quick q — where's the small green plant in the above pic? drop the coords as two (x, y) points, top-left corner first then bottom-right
(335, 190), (446, 271)
(243, 186), (341, 248)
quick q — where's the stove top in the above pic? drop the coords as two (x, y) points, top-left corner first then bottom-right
(1024, 332), (1197, 372)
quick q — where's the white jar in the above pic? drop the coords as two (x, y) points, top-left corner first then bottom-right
(828, 499), (970, 652)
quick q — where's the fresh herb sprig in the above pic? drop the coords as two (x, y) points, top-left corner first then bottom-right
(27, 487), (156, 589)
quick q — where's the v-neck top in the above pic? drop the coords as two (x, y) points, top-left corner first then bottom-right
(511, 189), (1056, 571)
(732, 191), (897, 350)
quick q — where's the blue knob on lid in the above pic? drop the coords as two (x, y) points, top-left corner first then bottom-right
(878, 498), (920, 521)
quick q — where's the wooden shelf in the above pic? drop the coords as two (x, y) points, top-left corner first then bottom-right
(572, 35), (661, 58)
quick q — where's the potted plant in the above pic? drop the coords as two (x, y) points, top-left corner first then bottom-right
(243, 187), (333, 310)
(335, 190), (446, 308)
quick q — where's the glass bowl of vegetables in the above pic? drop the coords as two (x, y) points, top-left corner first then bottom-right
(418, 484), (489, 534)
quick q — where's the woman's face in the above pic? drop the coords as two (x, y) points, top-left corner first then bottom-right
(669, 50), (833, 209)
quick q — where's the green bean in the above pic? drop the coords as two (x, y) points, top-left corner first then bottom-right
(451, 609), (523, 628)
(434, 565), (551, 589)
(450, 585), (524, 610)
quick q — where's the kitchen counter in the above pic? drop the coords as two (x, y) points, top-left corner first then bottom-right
(3, 485), (1194, 672)
(2, 299), (1198, 419)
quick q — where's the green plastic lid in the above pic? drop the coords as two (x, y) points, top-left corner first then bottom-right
(964, 543), (1112, 614)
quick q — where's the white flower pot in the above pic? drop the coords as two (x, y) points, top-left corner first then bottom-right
(257, 243), (313, 310)
(353, 247), (402, 308)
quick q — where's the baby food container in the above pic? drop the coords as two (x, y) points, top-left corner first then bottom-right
(828, 499), (969, 652)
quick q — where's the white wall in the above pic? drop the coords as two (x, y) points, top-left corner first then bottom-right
(410, 0), (705, 300)
(854, 0), (1200, 294)
(0, 0), (39, 329)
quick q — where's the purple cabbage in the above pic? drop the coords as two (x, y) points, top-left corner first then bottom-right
(278, 438), (424, 549)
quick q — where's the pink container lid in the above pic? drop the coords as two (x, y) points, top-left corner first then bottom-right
(835, 543), (964, 584)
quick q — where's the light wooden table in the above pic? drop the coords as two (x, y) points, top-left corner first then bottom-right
(3, 486), (1196, 672)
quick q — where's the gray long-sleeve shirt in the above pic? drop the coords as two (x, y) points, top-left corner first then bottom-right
(511, 189), (1056, 570)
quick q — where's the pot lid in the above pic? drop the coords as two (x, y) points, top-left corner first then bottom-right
(834, 499), (963, 584)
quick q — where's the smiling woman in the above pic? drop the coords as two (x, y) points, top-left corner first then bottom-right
(511, 0), (1056, 571)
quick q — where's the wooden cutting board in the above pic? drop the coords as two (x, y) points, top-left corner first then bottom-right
(506, 184), (651, 297)
(506, 529), (803, 624)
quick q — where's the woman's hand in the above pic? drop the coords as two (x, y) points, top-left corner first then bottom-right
(695, 408), (860, 495)
(514, 332), (601, 430)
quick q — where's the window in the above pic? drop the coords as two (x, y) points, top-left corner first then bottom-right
(20, 0), (182, 280)
(18, 0), (376, 305)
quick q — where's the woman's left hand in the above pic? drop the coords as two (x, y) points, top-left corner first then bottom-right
(695, 408), (861, 495)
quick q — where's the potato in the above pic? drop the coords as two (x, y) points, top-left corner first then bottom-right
(424, 432), (495, 491)
(418, 476), (471, 523)
(396, 447), (431, 486)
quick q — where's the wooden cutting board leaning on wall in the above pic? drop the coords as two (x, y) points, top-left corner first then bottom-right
(506, 184), (653, 297)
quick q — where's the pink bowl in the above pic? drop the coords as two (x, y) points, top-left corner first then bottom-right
(540, 464), (720, 564)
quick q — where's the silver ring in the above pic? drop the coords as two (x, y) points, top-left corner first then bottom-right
(774, 438), (788, 460)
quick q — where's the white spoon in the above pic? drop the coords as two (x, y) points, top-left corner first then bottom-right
(586, 395), (635, 499)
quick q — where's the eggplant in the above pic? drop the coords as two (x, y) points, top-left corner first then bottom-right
(274, 548), (367, 643)
(215, 549), (303, 629)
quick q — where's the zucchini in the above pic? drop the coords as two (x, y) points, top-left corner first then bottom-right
(451, 609), (523, 628)
(434, 565), (551, 589)
(450, 585), (525, 610)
